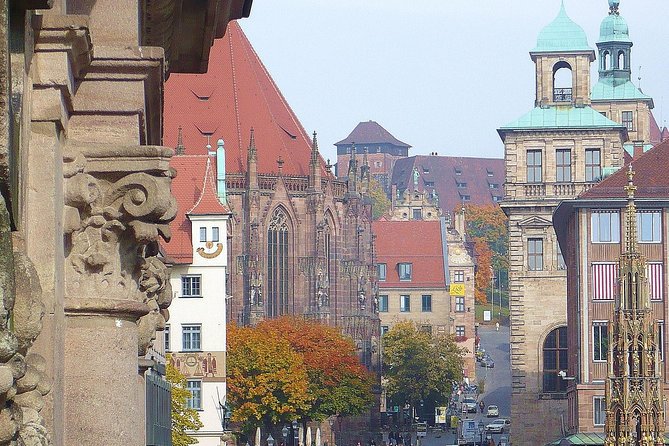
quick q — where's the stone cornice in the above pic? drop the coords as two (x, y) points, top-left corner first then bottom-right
(32, 14), (93, 77)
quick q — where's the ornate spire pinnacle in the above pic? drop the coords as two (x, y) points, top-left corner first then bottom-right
(609, 0), (620, 15)
(176, 126), (185, 155)
(248, 127), (257, 161)
(623, 164), (638, 255)
(311, 131), (319, 165)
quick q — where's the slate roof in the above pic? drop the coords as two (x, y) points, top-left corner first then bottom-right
(373, 220), (445, 288)
(335, 121), (411, 148)
(164, 21), (328, 177)
(391, 155), (505, 212)
(579, 138), (669, 200)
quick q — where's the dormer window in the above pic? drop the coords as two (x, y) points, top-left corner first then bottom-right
(455, 168), (462, 176)
(199, 227), (207, 242)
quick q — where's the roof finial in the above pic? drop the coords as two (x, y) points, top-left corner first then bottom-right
(311, 131), (319, 165)
(176, 126), (185, 155)
(608, 0), (620, 15)
(623, 164), (638, 254)
(248, 127), (257, 158)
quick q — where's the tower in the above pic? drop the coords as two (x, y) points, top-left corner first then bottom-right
(604, 167), (665, 446)
(591, 0), (656, 155)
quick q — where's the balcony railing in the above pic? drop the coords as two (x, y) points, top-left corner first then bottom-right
(519, 182), (597, 198)
(553, 88), (573, 102)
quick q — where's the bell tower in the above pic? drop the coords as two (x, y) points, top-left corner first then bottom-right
(597, 0), (632, 87)
(530, 2), (596, 108)
(605, 166), (666, 445)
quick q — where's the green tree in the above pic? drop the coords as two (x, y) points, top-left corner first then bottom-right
(368, 177), (391, 220)
(166, 357), (203, 446)
(258, 317), (374, 421)
(383, 321), (464, 413)
(227, 323), (312, 433)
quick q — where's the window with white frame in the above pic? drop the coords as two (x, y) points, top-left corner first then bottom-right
(592, 263), (618, 301)
(637, 211), (661, 243)
(212, 226), (220, 242)
(379, 295), (389, 312)
(591, 211), (620, 243)
(164, 325), (170, 352)
(377, 263), (387, 281)
(381, 325), (389, 336)
(454, 270), (465, 283)
(186, 380), (202, 410)
(400, 295), (410, 312)
(182, 325), (201, 351)
(593, 322), (608, 362)
(398, 263), (412, 281)
(199, 227), (207, 242)
(181, 275), (202, 297)
(455, 326), (465, 337)
(455, 296), (465, 313)
(658, 321), (665, 361)
(593, 396), (605, 426)
(528, 238), (543, 271)
(621, 111), (633, 131)
(648, 262), (664, 301)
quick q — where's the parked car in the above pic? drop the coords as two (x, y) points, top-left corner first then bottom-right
(481, 356), (495, 368)
(486, 405), (499, 417)
(475, 349), (486, 362)
(462, 398), (478, 413)
(486, 418), (511, 433)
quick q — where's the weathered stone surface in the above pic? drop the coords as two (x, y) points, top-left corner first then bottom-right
(13, 252), (45, 351)
(0, 366), (12, 394)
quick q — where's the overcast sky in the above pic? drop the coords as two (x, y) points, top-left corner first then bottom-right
(241, 0), (669, 163)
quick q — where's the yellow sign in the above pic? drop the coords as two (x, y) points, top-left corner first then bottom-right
(450, 283), (465, 296)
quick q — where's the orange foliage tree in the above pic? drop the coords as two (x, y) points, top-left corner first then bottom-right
(226, 323), (311, 432)
(472, 238), (492, 304)
(258, 317), (375, 421)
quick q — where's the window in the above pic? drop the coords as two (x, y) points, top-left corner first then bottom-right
(591, 211), (620, 243)
(381, 325), (390, 336)
(377, 263), (387, 281)
(379, 295), (389, 312)
(186, 380), (202, 410)
(456, 181), (467, 189)
(181, 275), (202, 297)
(268, 207), (290, 317)
(526, 150), (542, 183)
(593, 397), (606, 426)
(555, 149), (571, 183)
(199, 227), (207, 242)
(455, 296), (465, 313)
(622, 111), (633, 131)
(422, 166), (430, 173)
(454, 270), (465, 283)
(412, 209), (422, 220)
(489, 183), (500, 189)
(420, 325), (433, 335)
(459, 194), (471, 201)
(658, 321), (665, 361)
(493, 196), (502, 202)
(400, 295), (411, 312)
(455, 168), (462, 176)
(422, 295), (432, 312)
(164, 325), (170, 352)
(455, 326), (465, 337)
(398, 263), (412, 281)
(211, 226), (220, 243)
(585, 149), (602, 182)
(592, 263), (618, 301)
(424, 181), (435, 188)
(528, 238), (543, 271)
(637, 211), (661, 243)
(593, 322), (608, 362)
(543, 327), (568, 393)
(182, 325), (201, 351)
(648, 263), (664, 301)
(487, 169), (494, 177)
(557, 243), (566, 270)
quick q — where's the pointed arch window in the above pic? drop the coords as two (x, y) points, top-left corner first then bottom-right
(267, 208), (290, 317)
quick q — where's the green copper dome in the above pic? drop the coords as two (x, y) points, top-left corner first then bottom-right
(532, 2), (592, 53)
(598, 6), (631, 42)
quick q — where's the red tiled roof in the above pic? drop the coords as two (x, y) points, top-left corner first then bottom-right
(164, 155), (209, 263)
(662, 127), (669, 142)
(164, 21), (327, 177)
(579, 138), (669, 199)
(335, 121), (411, 148)
(373, 220), (446, 288)
(188, 156), (230, 215)
(391, 155), (505, 212)
(650, 111), (662, 145)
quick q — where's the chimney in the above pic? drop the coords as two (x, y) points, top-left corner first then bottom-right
(216, 139), (227, 205)
(632, 140), (644, 159)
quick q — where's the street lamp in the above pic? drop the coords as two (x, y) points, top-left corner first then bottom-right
(292, 420), (299, 446)
(268, 434), (275, 446)
(478, 420), (485, 446)
(282, 426), (289, 446)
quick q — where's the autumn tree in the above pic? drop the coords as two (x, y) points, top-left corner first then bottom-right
(368, 177), (391, 220)
(383, 321), (464, 414)
(258, 317), (374, 421)
(227, 323), (311, 432)
(166, 357), (203, 446)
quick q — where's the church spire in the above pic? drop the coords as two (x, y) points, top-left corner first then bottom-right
(175, 126), (185, 155)
(623, 165), (638, 255)
(309, 131), (321, 191)
(247, 128), (258, 190)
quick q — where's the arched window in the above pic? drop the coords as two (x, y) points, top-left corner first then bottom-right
(618, 51), (626, 70)
(267, 207), (290, 317)
(553, 62), (573, 102)
(603, 51), (611, 70)
(543, 326), (568, 393)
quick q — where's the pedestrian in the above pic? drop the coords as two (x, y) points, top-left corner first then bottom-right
(496, 321), (499, 331)
(479, 400), (485, 413)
